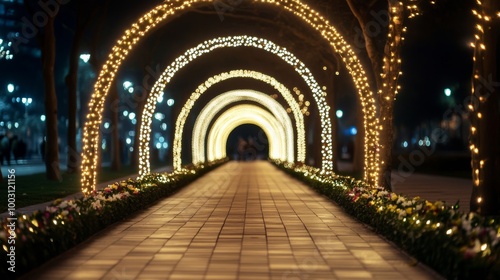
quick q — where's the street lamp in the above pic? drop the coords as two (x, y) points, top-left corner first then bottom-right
(21, 97), (32, 117)
(79, 54), (91, 63)
(7, 83), (14, 93)
(444, 88), (452, 97)
(123, 81), (133, 91)
(336, 109), (343, 119)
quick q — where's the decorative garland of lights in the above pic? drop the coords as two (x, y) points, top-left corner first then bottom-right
(139, 36), (332, 178)
(179, 71), (305, 170)
(191, 89), (296, 168)
(80, 0), (379, 194)
(206, 104), (286, 162)
(469, 0), (500, 209)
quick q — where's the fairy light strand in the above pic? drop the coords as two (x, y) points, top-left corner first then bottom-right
(169, 70), (305, 171)
(206, 104), (287, 162)
(191, 89), (297, 168)
(138, 36), (333, 177)
(80, 0), (379, 194)
(469, 0), (500, 207)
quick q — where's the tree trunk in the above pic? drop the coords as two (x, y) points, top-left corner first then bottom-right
(378, 98), (394, 189)
(353, 97), (364, 174)
(329, 70), (339, 173)
(470, 0), (500, 215)
(43, 15), (61, 181)
(65, 26), (83, 173)
(346, 0), (404, 190)
(109, 81), (121, 171)
(130, 94), (146, 169)
(130, 67), (150, 169)
(313, 108), (322, 169)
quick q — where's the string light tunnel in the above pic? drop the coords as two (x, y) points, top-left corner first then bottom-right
(206, 104), (287, 162)
(185, 71), (305, 169)
(80, 0), (379, 194)
(138, 36), (332, 177)
(165, 69), (305, 173)
(191, 89), (296, 168)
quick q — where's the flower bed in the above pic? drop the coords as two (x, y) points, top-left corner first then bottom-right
(0, 159), (227, 277)
(273, 160), (500, 279)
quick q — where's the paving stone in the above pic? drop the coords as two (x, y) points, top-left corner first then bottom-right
(22, 161), (443, 280)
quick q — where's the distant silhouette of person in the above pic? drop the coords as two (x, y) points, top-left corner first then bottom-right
(12, 137), (27, 163)
(237, 137), (247, 161)
(40, 137), (47, 162)
(0, 136), (3, 165)
(11, 135), (19, 163)
(246, 137), (257, 161)
(1, 134), (11, 165)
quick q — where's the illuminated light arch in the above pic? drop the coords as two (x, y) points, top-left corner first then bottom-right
(206, 104), (286, 162)
(192, 89), (295, 166)
(139, 36), (330, 177)
(81, 0), (380, 193)
(179, 70), (305, 170)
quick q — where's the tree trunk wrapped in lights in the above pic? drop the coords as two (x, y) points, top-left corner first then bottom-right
(469, 0), (500, 215)
(109, 81), (121, 171)
(346, 0), (411, 190)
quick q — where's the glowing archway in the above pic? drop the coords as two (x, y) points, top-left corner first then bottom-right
(192, 89), (295, 166)
(174, 70), (306, 171)
(206, 104), (286, 161)
(81, 0), (380, 193)
(139, 36), (331, 176)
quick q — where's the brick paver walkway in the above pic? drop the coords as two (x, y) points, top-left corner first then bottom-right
(23, 161), (442, 280)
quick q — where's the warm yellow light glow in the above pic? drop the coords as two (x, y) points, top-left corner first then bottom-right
(169, 70), (306, 172)
(469, 0), (500, 203)
(139, 36), (334, 177)
(80, 0), (379, 193)
(191, 89), (296, 168)
(206, 104), (286, 161)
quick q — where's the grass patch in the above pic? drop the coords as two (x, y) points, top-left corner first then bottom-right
(0, 165), (156, 213)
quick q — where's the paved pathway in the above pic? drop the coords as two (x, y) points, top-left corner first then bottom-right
(23, 161), (441, 280)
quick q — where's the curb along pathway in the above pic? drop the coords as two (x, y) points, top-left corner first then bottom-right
(23, 161), (442, 280)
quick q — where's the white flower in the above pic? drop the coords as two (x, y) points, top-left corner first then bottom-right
(415, 204), (423, 211)
(402, 201), (412, 207)
(377, 191), (389, 197)
(398, 209), (407, 219)
(59, 201), (68, 209)
(46, 206), (58, 213)
(397, 196), (405, 204)
(91, 200), (102, 210)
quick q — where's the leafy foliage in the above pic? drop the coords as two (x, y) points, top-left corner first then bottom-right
(0, 159), (227, 277)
